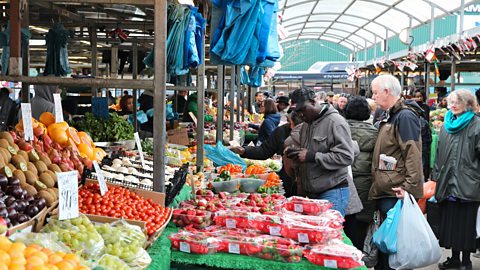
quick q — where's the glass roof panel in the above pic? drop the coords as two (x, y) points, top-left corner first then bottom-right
(355, 28), (376, 42)
(396, 0), (431, 22)
(324, 29), (349, 38)
(304, 21), (334, 29)
(309, 14), (342, 21)
(282, 17), (310, 26)
(344, 1), (389, 19)
(375, 10), (410, 32)
(312, 0), (353, 13)
(337, 16), (368, 26)
(330, 22), (359, 32)
(282, 2), (316, 20)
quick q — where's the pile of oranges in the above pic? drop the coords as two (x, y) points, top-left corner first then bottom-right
(0, 236), (89, 270)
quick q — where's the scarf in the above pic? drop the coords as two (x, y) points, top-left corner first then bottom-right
(443, 110), (474, 134)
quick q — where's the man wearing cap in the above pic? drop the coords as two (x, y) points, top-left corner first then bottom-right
(326, 91), (335, 104)
(285, 88), (359, 216)
(276, 96), (290, 124)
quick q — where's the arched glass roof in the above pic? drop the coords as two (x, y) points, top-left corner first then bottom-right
(279, 0), (478, 50)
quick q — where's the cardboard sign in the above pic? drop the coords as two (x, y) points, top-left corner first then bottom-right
(134, 132), (146, 167)
(53, 93), (64, 123)
(57, 171), (79, 221)
(93, 161), (108, 196)
(20, 103), (34, 141)
(167, 128), (189, 146)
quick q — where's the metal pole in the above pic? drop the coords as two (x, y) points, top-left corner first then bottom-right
(235, 65), (241, 123)
(229, 65), (235, 141)
(385, 29), (389, 59)
(21, 3), (29, 102)
(90, 24), (98, 97)
(373, 36), (377, 60)
(153, 0), (167, 193)
(364, 40), (367, 67)
(216, 65), (225, 143)
(451, 56), (456, 92)
(9, 0), (22, 76)
(132, 38), (138, 132)
(459, 0), (465, 35)
(430, 5), (435, 43)
(196, 27), (206, 172)
(424, 62), (430, 96)
(241, 84), (245, 122)
(111, 45), (118, 78)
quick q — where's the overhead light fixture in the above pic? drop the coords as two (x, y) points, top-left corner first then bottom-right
(29, 26), (49, 33)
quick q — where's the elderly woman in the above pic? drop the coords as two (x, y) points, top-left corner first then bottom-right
(434, 89), (480, 270)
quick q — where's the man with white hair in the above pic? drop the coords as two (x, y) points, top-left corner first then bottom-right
(369, 75), (424, 270)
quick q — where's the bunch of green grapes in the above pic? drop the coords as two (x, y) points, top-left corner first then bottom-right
(97, 254), (130, 270)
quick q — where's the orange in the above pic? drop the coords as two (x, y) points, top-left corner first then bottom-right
(25, 256), (44, 268)
(61, 254), (79, 264)
(77, 132), (93, 147)
(9, 242), (26, 255)
(0, 237), (12, 251)
(39, 112), (55, 127)
(30, 252), (48, 263)
(0, 263), (8, 270)
(47, 122), (69, 137)
(93, 148), (106, 161)
(77, 143), (94, 161)
(48, 128), (69, 147)
(8, 263), (25, 270)
(75, 266), (89, 270)
(54, 261), (74, 270)
(0, 250), (11, 266)
(24, 247), (40, 258)
(15, 121), (24, 132)
(66, 127), (80, 145)
(47, 254), (63, 265)
(28, 265), (49, 270)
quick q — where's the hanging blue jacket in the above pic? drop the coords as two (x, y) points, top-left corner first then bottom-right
(256, 0), (275, 64)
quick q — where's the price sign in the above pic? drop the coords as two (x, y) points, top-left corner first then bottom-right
(298, 233), (309, 243)
(20, 103), (34, 141)
(93, 161), (108, 196)
(57, 171), (79, 221)
(226, 219), (236, 229)
(228, 243), (240, 254)
(180, 242), (191, 253)
(294, 204), (304, 213)
(324, 260), (338, 269)
(53, 93), (64, 123)
(269, 226), (281, 236)
(134, 132), (146, 167)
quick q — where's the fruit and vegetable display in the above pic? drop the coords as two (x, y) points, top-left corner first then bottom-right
(244, 159), (282, 172)
(78, 183), (171, 236)
(73, 112), (134, 142)
(430, 107), (447, 131)
(0, 236), (89, 270)
(304, 240), (364, 268)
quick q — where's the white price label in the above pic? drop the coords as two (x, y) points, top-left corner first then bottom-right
(226, 219), (236, 229)
(298, 233), (309, 243)
(269, 226), (281, 236)
(57, 171), (79, 221)
(53, 93), (64, 123)
(228, 243), (240, 254)
(20, 103), (34, 141)
(134, 132), (146, 167)
(179, 242), (191, 253)
(324, 259), (338, 269)
(294, 204), (304, 213)
(93, 161), (108, 196)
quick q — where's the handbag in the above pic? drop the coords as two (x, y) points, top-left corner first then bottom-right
(362, 211), (380, 268)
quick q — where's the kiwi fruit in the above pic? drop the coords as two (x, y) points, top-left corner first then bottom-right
(12, 144), (19, 152)
(27, 162), (38, 175)
(37, 190), (55, 206)
(12, 170), (26, 185)
(39, 172), (55, 188)
(0, 166), (12, 177)
(0, 132), (14, 146)
(39, 155), (52, 166)
(0, 138), (10, 149)
(22, 184), (37, 196)
(34, 180), (48, 191)
(12, 155), (28, 171)
(0, 148), (11, 163)
(59, 164), (70, 172)
(24, 171), (39, 185)
(17, 150), (29, 163)
(6, 163), (16, 173)
(34, 160), (48, 174)
(45, 170), (58, 183)
(28, 150), (40, 162)
(47, 164), (61, 173)
(0, 156), (5, 169)
(46, 188), (57, 201)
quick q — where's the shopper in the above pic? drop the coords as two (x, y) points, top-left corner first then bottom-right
(118, 95), (134, 116)
(31, 85), (58, 120)
(326, 91), (335, 104)
(0, 87), (17, 131)
(368, 75), (424, 270)
(250, 99), (280, 145)
(183, 92), (214, 122)
(138, 90), (154, 135)
(171, 90), (188, 115)
(276, 96), (289, 123)
(335, 94), (348, 117)
(315, 91), (327, 103)
(231, 112), (303, 197)
(438, 96), (448, 109)
(253, 92), (264, 113)
(433, 89), (480, 270)
(286, 88), (357, 216)
(413, 90), (430, 122)
(344, 96), (378, 250)
(475, 89), (480, 112)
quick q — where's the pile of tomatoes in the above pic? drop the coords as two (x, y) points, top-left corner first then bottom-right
(78, 183), (171, 236)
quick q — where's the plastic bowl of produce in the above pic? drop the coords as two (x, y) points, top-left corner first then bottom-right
(212, 179), (239, 193)
(239, 178), (266, 193)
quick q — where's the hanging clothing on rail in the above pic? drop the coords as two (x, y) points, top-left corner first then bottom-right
(44, 23), (71, 76)
(0, 23), (31, 75)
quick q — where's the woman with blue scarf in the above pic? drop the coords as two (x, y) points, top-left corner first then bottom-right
(433, 89), (480, 270)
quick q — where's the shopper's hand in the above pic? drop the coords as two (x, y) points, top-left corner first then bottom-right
(296, 149), (308, 162)
(230, 147), (245, 155)
(392, 187), (405, 199)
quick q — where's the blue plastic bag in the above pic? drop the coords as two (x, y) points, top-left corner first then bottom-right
(204, 143), (246, 171)
(372, 199), (402, 254)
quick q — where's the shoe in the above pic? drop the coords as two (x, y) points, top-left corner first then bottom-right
(473, 251), (480, 258)
(460, 262), (472, 270)
(438, 257), (461, 269)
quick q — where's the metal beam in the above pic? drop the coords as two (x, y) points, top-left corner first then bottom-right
(216, 65), (224, 143)
(314, 0), (355, 42)
(290, 26), (373, 48)
(47, 0), (154, 5)
(286, 20), (384, 41)
(30, 0), (83, 21)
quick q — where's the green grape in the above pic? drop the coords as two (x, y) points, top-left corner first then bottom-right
(97, 254), (130, 270)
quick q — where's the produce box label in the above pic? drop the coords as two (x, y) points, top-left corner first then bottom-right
(57, 171), (79, 220)
(226, 219), (236, 229)
(269, 226), (281, 236)
(93, 161), (108, 196)
(324, 259), (338, 268)
(180, 242), (191, 253)
(134, 132), (146, 167)
(298, 233), (309, 243)
(53, 93), (64, 123)
(294, 204), (303, 213)
(228, 243), (240, 254)
(21, 103), (34, 141)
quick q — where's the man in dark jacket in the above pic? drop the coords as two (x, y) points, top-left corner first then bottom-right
(0, 87), (16, 131)
(369, 75), (423, 270)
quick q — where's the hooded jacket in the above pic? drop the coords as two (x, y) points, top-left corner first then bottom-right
(257, 113), (280, 143)
(31, 85), (56, 120)
(0, 93), (16, 131)
(369, 99), (424, 200)
(298, 105), (357, 195)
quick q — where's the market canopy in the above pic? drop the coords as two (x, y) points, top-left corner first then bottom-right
(278, 0), (477, 50)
